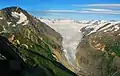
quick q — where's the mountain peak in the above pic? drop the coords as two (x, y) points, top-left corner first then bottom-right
(2, 6), (25, 13)
(0, 6), (33, 26)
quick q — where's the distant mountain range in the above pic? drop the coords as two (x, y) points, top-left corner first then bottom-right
(40, 18), (120, 36)
(40, 18), (117, 24)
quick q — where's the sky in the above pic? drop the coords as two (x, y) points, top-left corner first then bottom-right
(1, 0), (120, 20)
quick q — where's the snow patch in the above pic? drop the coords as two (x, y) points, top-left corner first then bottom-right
(22, 20), (29, 25)
(114, 25), (119, 31)
(0, 17), (3, 19)
(7, 22), (11, 25)
(104, 30), (107, 32)
(11, 12), (19, 18)
(12, 24), (16, 27)
(11, 12), (28, 25)
(17, 12), (27, 24)
(3, 26), (6, 31)
(16, 12), (27, 24)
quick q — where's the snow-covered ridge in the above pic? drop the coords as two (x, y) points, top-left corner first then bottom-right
(40, 18), (120, 66)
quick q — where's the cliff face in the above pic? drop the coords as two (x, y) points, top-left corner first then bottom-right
(0, 6), (76, 76)
(76, 23), (120, 76)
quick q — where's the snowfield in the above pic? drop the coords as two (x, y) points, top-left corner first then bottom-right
(11, 12), (29, 25)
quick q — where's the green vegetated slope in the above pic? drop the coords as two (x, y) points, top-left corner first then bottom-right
(76, 24), (120, 76)
(0, 6), (76, 76)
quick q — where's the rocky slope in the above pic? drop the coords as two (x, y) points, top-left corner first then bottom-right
(0, 6), (76, 76)
(76, 22), (120, 76)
